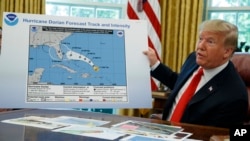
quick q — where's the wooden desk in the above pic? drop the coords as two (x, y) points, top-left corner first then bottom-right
(152, 91), (169, 113)
(0, 109), (229, 141)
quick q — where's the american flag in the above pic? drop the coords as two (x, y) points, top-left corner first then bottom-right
(127, 0), (161, 90)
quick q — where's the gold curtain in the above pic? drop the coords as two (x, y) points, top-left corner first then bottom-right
(118, 0), (203, 117)
(0, 0), (45, 27)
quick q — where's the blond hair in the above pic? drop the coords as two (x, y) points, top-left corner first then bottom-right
(199, 19), (238, 50)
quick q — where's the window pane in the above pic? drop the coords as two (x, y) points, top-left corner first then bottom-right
(210, 12), (237, 25)
(46, 4), (69, 16)
(239, 0), (250, 6)
(93, 0), (126, 4)
(211, 0), (239, 7)
(96, 8), (120, 19)
(71, 7), (95, 18)
(238, 12), (250, 31)
(210, 0), (250, 7)
(238, 12), (250, 43)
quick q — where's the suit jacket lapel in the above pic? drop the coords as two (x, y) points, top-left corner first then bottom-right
(189, 64), (230, 105)
(189, 82), (218, 105)
(173, 65), (199, 94)
(162, 65), (198, 119)
(166, 65), (199, 110)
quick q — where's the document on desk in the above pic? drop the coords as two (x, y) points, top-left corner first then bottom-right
(120, 135), (168, 141)
(0, 12), (152, 108)
(111, 120), (192, 140)
(1, 116), (70, 130)
(121, 135), (199, 141)
(45, 116), (110, 127)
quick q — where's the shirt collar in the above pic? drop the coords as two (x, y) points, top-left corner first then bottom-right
(203, 61), (229, 82)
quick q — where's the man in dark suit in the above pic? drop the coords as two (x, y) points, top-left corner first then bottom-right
(143, 19), (248, 128)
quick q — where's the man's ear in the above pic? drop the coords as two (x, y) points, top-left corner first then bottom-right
(223, 47), (234, 58)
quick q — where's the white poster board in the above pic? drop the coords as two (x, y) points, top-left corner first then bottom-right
(0, 12), (152, 108)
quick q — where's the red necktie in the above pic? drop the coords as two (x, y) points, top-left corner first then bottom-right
(170, 67), (204, 122)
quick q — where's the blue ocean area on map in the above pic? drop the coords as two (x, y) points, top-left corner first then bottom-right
(28, 29), (127, 86)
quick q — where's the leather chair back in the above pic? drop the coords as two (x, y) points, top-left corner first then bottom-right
(231, 52), (250, 124)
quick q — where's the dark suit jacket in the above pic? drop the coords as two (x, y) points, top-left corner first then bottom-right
(151, 52), (248, 128)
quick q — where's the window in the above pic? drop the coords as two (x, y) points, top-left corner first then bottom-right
(46, 0), (127, 19)
(205, 0), (250, 52)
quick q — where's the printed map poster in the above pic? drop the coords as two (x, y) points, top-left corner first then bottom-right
(0, 12), (152, 108)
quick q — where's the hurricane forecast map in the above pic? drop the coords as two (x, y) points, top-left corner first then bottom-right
(27, 26), (127, 103)
(1, 12), (152, 108)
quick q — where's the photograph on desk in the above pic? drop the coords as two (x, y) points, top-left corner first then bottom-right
(111, 120), (192, 140)
(1, 115), (110, 128)
(43, 116), (110, 127)
(1, 116), (70, 130)
(120, 135), (170, 141)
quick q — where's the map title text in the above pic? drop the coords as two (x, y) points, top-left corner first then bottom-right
(22, 18), (131, 29)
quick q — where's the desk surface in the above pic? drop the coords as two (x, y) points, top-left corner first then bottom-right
(0, 109), (229, 141)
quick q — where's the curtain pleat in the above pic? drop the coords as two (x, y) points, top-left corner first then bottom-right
(0, 0), (45, 27)
(118, 109), (141, 117)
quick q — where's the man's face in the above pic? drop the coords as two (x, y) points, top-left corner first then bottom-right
(195, 31), (233, 69)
